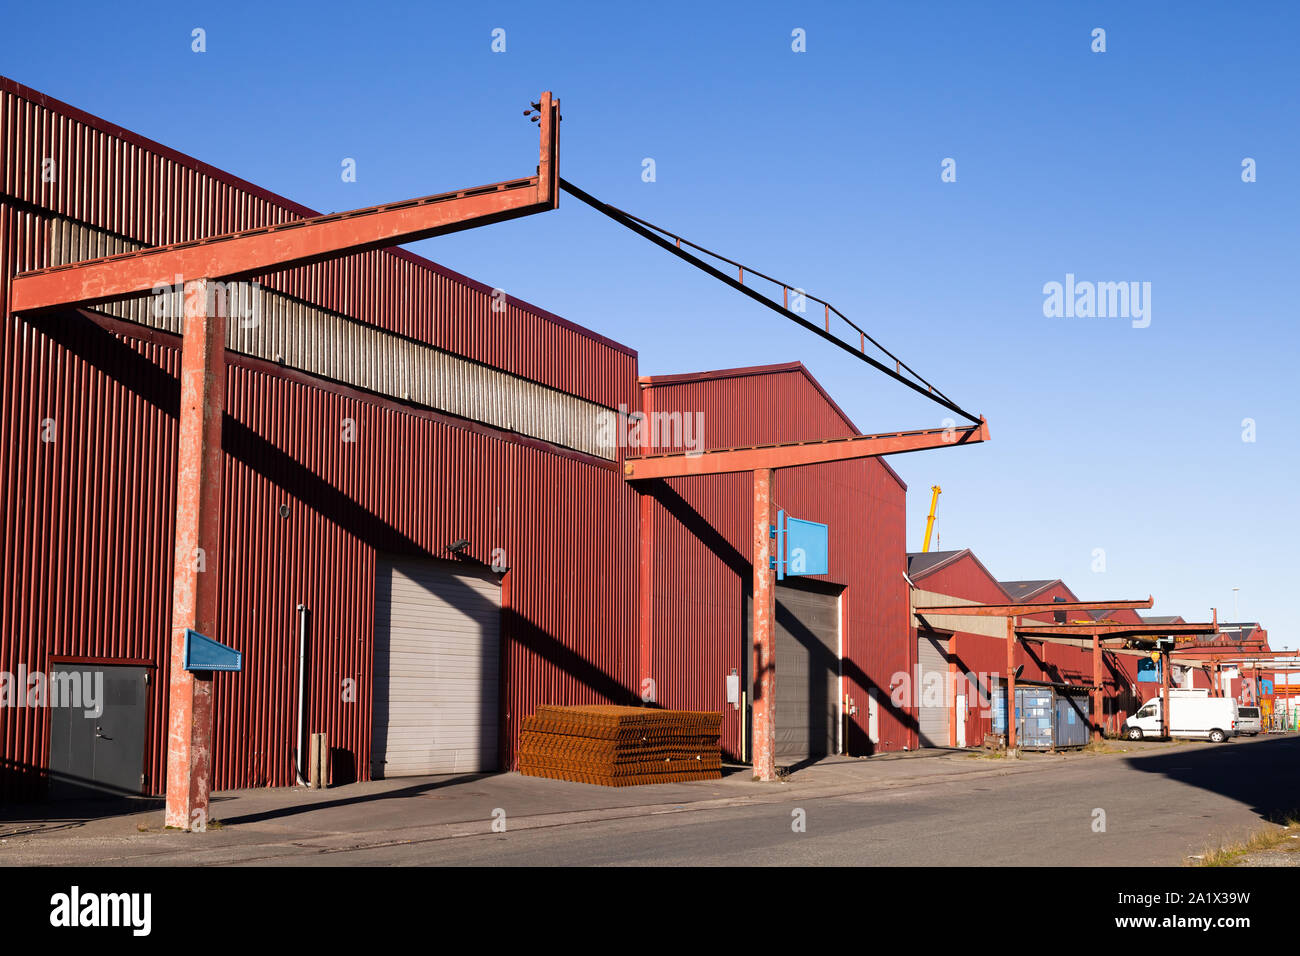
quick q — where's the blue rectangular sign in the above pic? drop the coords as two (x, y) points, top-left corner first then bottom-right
(1136, 658), (1161, 683)
(183, 628), (243, 672)
(772, 510), (829, 580)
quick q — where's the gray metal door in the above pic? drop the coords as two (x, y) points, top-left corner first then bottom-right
(372, 558), (501, 777)
(917, 634), (949, 746)
(48, 664), (148, 798)
(773, 584), (840, 764)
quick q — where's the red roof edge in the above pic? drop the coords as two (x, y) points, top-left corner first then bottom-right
(911, 549), (1017, 603)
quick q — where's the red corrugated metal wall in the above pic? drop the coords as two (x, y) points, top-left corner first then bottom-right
(640, 365), (910, 757)
(914, 555), (1013, 608)
(911, 554), (1015, 746)
(0, 298), (640, 797)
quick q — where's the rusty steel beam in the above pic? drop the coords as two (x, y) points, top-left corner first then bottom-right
(164, 279), (225, 830)
(624, 419), (989, 480)
(1092, 634), (1103, 742)
(1006, 615), (1018, 751)
(949, 632), (959, 747)
(1179, 649), (1292, 658)
(752, 468), (776, 781)
(916, 596), (1152, 618)
(1161, 648), (1171, 738)
(1018, 621), (1217, 639)
(11, 93), (561, 314)
(637, 387), (655, 700)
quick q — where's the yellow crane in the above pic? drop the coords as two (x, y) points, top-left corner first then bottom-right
(922, 485), (941, 553)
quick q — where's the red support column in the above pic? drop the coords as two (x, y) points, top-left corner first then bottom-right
(1005, 616), (1017, 750)
(164, 278), (226, 830)
(1160, 649), (1171, 739)
(948, 634), (958, 747)
(637, 388), (655, 702)
(637, 493), (654, 700)
(751, 468), (776, 781)
(1091, 635), (1103, 741)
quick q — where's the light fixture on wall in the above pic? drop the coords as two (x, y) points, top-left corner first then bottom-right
(445, 538), (470, 555)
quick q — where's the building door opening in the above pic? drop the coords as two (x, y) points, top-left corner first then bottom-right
(48, 663), (149, 799)
(745, 579), (842, 767)
(372, 557), (501, 777)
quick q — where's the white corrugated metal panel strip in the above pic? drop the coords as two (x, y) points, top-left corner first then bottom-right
(47, 217), (614, 460)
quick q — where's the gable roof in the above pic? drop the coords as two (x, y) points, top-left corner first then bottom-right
(907, 549), (1014, 603)
(999, 579), (1061, 602)
(642, 362), (906, 491)
(906, 550), (966, 580)
(642, 362), (859, 432)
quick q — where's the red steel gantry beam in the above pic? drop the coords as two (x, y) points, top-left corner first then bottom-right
(9, 92), (562, 830)
(915, 597), (1155, 749)
(10, 93), (561, 314)
(624, 420), (988, 480)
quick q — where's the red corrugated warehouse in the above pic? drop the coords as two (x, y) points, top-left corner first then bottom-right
(0, 78), (922, 800)
(0, 77), (645, 798)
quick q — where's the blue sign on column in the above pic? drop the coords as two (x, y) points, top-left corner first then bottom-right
(183, 629), (242, 672)
(770, 509), (829, 580)
(1136, 658), (1160, 684)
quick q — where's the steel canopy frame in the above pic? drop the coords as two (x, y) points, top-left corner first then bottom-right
(1013, 617), (1221, 741)
(562, 181), (994, 780)
(9, 91), (562, 829)
(915, 597), (1162, 747)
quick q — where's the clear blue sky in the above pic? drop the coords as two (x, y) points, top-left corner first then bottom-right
(5, 1), (1296, 648)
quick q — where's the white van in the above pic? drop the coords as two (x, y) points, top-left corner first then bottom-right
(1123, 689), (1237, 743)
(1235, 706), (1262, 736)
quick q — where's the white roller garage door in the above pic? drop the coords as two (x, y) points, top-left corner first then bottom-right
(372, 558), (501, 777)
(917, 633), (949, 747)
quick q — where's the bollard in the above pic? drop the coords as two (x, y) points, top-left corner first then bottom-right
(309, 732), (330, 789)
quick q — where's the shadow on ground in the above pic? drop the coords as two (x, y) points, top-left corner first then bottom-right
(1124, 735), (1300, 821)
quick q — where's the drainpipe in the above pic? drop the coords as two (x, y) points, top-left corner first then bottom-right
(296, 603), (309, 786)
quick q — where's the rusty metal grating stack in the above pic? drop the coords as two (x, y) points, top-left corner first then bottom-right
(519, 705), (722, 786)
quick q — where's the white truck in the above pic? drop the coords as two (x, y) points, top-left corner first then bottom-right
(1123, 689), (1238, 743)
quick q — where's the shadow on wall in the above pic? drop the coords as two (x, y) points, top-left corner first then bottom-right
(1124, 735), (1300, 822)
(25, 310), (637, 796)
(650, 478), (917, 760)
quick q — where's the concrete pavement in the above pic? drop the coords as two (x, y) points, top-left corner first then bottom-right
(1, 734), (1294, 866)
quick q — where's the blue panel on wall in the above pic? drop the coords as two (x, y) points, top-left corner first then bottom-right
(183, 629), (242, 672)
(773, 510), (829, 580)
(1136, 658), (1161, 683)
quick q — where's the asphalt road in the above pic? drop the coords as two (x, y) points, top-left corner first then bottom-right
(254, 734), (1300, 866)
